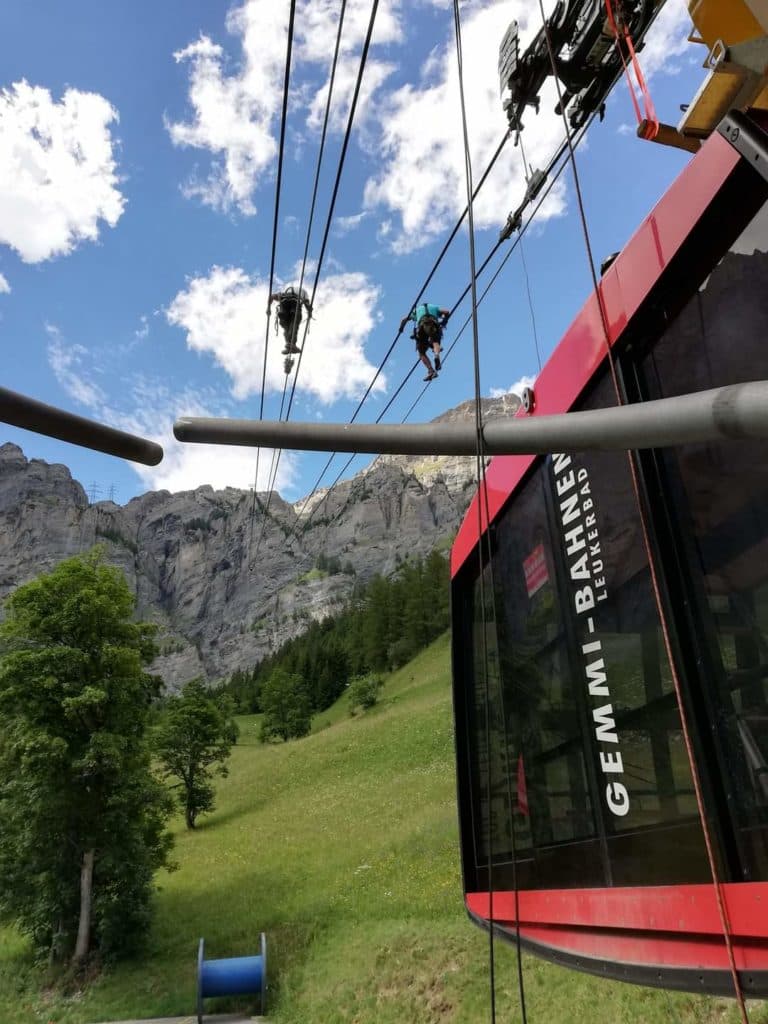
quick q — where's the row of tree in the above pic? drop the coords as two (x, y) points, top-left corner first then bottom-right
(220, 550), (450, 730)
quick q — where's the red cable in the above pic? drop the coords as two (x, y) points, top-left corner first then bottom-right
(605, 0), (659, 139)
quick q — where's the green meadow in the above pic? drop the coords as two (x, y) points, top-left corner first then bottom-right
(0, 633), (765, 1023)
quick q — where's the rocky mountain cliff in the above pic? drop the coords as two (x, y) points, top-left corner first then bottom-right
(0, 394), (519, 688)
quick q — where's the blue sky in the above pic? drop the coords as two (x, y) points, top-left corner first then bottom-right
(0, 0), (705, 504)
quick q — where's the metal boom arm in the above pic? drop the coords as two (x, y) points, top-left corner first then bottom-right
(0, 387), (163, 466)
(175, 381), (768, 456)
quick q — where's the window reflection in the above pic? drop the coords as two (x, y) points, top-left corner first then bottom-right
(642, 199), (768, 877)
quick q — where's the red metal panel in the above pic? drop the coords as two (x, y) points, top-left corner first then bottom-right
(451, 131), (740, 579)
(466, 884), (768, 970)
(467, 884), (768, 936)
(512, 924), (768, 971)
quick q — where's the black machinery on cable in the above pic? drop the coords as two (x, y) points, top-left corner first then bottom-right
(498, 0), (660, 133)
(496, 1), (663, 239)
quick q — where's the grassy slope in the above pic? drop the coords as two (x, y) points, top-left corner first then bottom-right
(0, 633), (766, 1024)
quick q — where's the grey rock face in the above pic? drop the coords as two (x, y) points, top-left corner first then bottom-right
(0, 393), (519, 689)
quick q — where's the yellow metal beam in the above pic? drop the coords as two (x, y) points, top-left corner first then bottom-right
(638, 120), (701, 152)
(688, 0), (765, 49)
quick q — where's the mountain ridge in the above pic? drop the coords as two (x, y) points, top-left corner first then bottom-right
(0, 393), (519, 688)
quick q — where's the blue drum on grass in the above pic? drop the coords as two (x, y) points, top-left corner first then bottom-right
(197, 933), (266, 1021)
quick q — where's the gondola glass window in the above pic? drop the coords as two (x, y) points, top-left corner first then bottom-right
(637, 199), (768, 881)
(458, 372), (709, 893)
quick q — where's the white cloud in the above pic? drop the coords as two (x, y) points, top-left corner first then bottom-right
(0, 272), (9, 293)
(166, 264), (386, 403)
(335, 210), (367, 235)
(139, 437), (296, 494)
(106, 376), (297, 493)
(167, 0), (691, 235)
(490, 373), (536, 399)
(166, 6), (286, 215)
(46, 323), (108, 408)
(298, 0), (402, 69)
(362, 2), (567, 253)
(129, 386), (298, 494)
(361, 0), (692, 253)
(169, 0), (403, 214)
(638, 1), (692, 80)
(299, 0), (402, 136)
(0, 81), (124, 263)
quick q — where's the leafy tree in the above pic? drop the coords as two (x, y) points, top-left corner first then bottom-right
(0, 551), (174, 966)
(154, 679), (239, 830)
(348, 674), (383, 713)
(260, 669), (311, 742)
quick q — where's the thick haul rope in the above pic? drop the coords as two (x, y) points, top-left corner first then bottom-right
(452, 1), (529, 1021)
(291, 109), (597, 549)
(537, 0), (749, 1018)
(251, 0), (350, 566)
(247, 0), (297, 568)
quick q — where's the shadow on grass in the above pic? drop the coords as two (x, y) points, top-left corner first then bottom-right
(194, 803), (255, 831)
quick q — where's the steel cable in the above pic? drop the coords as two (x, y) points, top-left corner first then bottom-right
(251, 0), (350, 564)
(293, 111), (595, 544)
(253, 0), (380, 561)
(537, 0), (749, 1019)
(246, 0), (298, 566)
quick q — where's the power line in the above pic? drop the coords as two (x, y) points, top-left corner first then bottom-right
(288, 112), (597, 530)
(235, 127), (584, 625)
(256, 17), (603, 592)
(394, 110), (598, 430)
(259, 0), (349, 508)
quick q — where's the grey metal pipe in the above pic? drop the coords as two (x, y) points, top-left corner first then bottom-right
(173, 381), (768, 456)
(0, 387), (164, 466)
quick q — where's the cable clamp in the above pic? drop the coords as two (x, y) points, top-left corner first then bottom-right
(499, 168), (547, 241)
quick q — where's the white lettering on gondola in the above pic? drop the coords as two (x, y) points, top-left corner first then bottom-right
(552, 453), (629, 817)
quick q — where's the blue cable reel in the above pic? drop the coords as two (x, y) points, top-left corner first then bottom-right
(197, 933), (267, 1022)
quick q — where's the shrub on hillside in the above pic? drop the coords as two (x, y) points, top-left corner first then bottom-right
(348, 674), (383, 714)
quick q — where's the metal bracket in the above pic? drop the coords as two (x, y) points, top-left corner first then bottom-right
(717, 109), (768, 185)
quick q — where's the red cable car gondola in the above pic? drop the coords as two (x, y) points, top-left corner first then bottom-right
(451, 108), (768, 996)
